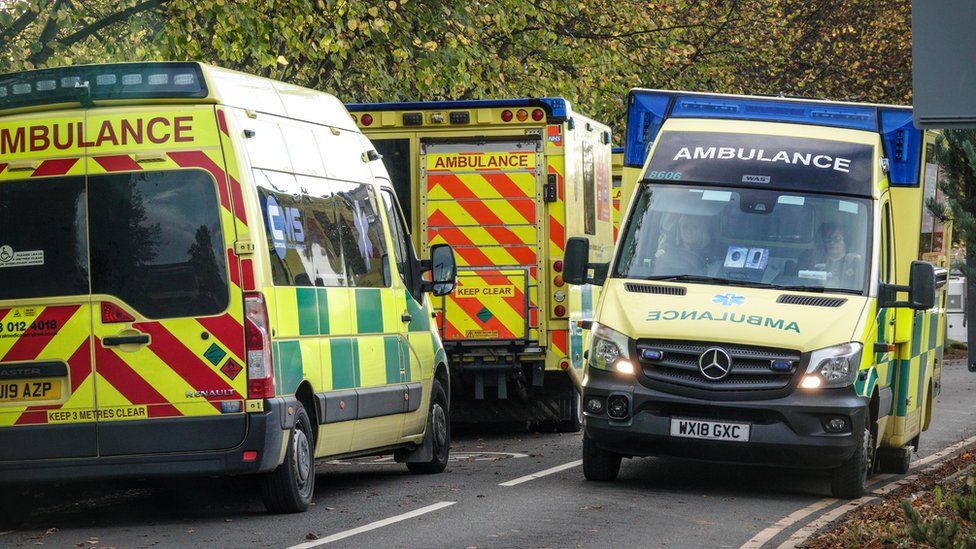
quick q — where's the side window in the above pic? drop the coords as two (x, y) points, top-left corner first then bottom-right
(380, 188), (411, 288)
(255, 170), (315, 287)
(582, 140), (596, 235)
(882, 201), (893, 283)
(89, 170), (228, 318)
(334, 181), (389, 287)
(299, 176), (346, 287)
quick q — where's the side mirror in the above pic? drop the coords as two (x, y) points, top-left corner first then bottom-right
(564, 237), (590, 285)
(908, 261), (936, 310)
(879, 260), (936, 310)
(563, 236), (609, 286)
(422, 244), (457, 296)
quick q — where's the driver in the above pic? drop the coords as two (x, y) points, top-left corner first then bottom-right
(799, 223), (863, 288)
(653, 214), (709, 275)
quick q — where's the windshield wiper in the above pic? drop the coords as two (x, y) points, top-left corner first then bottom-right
(770, 284), (862, 295)
(642, 274), (770, 288)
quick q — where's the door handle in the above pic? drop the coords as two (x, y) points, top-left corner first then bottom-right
(103, 334), (150, 347)
(401, 312), (413, 323)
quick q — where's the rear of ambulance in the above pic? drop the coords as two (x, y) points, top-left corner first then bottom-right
(0, 63), (287, 492)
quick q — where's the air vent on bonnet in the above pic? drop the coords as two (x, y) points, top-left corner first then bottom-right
(624, 283), (686, 296)
(776, 294), (847, 307)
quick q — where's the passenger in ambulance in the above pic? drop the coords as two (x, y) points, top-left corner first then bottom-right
(798, 222), (863, 289)
(653, 214), (711, 275)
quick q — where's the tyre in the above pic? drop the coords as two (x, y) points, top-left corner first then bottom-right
(876, 446), (911, 475)
(407, 379), (450, 474)
(556, 390), (583, 433)
(0, 486), (33, 529)
(582, 433), (621, 481)
(830, 427), (871, 498)
(260, 403), (315, 513)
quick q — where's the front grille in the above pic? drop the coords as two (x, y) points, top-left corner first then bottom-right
(636, 339), (802, 396)
(776, 294), (847, 307)
(625, 283), (686, 296)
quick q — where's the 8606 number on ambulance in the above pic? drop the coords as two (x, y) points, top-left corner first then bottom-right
(0, 62), (457, 525)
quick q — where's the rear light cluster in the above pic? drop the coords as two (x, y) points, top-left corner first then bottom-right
(552, 259), (566, 317)
(245, 293), (275, 399)
(360, 113), (374, 126)
(501, 108), (545, 123)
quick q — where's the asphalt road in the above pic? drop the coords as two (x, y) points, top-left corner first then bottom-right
(5, 359), (975, 549)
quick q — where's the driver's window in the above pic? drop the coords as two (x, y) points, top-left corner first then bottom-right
(882, 201), (893, 283)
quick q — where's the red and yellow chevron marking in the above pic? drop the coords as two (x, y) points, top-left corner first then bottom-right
(444, 270), (530, 341)
(0, 304), (93, 427)
(550, 329), (568, 358)
(548, 159), (566, 256)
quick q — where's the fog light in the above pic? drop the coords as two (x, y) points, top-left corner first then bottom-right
(825, 417), (849, 433)
(586, 398), (604, 414)
(800, 375), (822, 389)
(607, 395), (629, 419)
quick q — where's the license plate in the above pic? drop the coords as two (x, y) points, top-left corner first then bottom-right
(0, 378), (62, 403)
(670, 418), (750, 442)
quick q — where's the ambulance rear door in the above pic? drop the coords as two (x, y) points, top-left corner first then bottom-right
(421, 138), (542, 344)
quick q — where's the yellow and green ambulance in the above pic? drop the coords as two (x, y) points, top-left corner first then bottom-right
(346, 99), (614, 430)
(0, 62), (457, 523)
(565, 90), (951, 498)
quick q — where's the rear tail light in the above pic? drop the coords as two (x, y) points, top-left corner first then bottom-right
(554, 305), (567, 317)
(532, 108), (545, 121)
(516, 109), (529, 122)
(245, 293), (275, 399)
(360, 113), (374, 126)
(101, 302), (134, 323)
(501, 109), (513, 122)
(553, 260), (563, 273)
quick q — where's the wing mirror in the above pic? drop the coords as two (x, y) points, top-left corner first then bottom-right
(421, 244), (457, 297)
(879, 260), (936, 310)
(563, 237), (608, 286)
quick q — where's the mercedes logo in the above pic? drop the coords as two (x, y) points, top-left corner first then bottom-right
(698, 347), (733, 381)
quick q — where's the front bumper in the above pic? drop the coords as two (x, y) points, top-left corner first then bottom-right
(583, 368), (867, 469)
(0, 397), (296, 486)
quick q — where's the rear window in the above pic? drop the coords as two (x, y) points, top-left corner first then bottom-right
(89, 170), (228, 318)
(0, 176), (88, 300)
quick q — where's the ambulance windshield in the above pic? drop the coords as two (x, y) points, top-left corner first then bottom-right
(614, 183), (871, 294)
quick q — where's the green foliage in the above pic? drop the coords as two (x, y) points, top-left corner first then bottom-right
(934, 131), (976, 280)
(0, 0), (914, 130)
(902, 474), (976, 549)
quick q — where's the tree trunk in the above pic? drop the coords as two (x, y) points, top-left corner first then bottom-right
(967, 247), (976, 372)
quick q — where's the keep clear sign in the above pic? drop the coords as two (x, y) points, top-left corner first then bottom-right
(0, 245), (43, 269)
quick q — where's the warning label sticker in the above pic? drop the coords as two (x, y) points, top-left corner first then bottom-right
(0, 245), (43, 269)
(454, 285), (516, 298)
(47, 405), (148, 423)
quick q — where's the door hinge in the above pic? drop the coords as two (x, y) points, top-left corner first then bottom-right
(235, 240), (256, 255)
(544, 174), (558, 202)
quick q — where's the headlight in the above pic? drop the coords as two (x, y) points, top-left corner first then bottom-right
(588, 323), (634, 375)
(801, 342), (863, 389)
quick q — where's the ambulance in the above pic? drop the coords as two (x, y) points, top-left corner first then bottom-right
(0, 62), (457, 523)
(565, 90), (951, 498)
(346, 99), (613, 429)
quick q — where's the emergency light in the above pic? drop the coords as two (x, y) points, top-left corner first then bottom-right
(0, 62), (208, 111)
(625, 89), (923, 186)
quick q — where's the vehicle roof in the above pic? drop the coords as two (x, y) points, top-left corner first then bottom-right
(629, 88), (912, 112)
(346, 98), (573, 123)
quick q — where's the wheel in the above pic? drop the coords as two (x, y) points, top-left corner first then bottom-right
(582, 433), (621, 481)
(260, 403), (315, 513)
(556, 390), (583, 433)
(0, 486), (33, 529)
(876, 446), (911, 475)
(830, 427), (871, 498)
(407, 379), (450, 474)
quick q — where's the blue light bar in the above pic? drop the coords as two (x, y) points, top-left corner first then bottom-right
(879, 108), (922, 186)
(345, 97), (570, 123)
(670, 96), (878, 132)
(624, 92), (671, 167)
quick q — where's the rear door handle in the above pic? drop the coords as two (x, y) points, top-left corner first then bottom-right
(401, 313), (413, 323)
(103, 335), (150, 347)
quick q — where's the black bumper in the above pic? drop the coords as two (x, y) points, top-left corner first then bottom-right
(0, 397), (296, 486)
(583, 368), (867, 470)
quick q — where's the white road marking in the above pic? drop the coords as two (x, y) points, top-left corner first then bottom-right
(0, 531), (12, 536)
(499, 460), (583, 487)
(286, 501), (456, 549)
(740, 433), (976, 549)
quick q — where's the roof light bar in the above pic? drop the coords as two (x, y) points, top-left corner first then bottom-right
(0, 62), (207, 111)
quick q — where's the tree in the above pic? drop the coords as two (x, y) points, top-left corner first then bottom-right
(932, 130), (976, 371)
